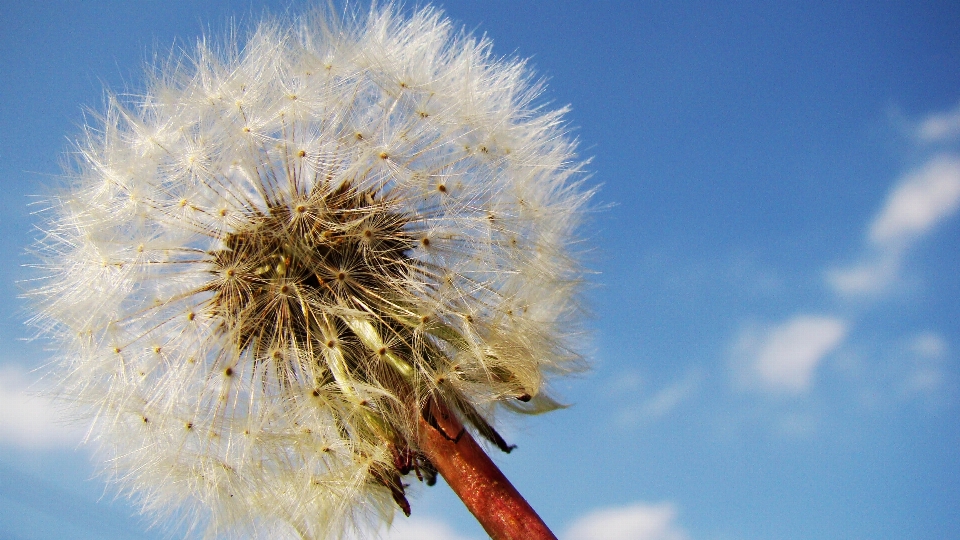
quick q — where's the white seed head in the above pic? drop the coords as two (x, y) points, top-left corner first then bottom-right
(27, 5), (591, 539)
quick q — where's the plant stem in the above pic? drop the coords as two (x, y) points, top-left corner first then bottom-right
(417, 399), (558, 540)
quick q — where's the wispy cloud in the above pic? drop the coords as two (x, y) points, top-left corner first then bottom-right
(823, 255), (899, 296)
(564, 501), (688, 540)
(0, 365), (80, 449)
(726, 103), (960, 415)
(910, 331), (948, 358)
(829, 97), (960, 299)
(370, 502), (692, 540)
(868, 156), (960, 246)
(379, 516), (478, 540)
(734, 316), (848, 394)
(828, 154), (960, 295)
(616, 370), (701, 426)
(917, 101), (960, 142)
(900, 331), (949, 398)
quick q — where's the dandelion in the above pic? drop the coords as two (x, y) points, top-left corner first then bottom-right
(27, 5), (590, 539)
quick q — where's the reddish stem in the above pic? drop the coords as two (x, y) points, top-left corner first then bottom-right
(417, 400), (558, 540)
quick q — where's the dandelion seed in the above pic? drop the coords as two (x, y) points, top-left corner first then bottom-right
(27, 4), (591, 540)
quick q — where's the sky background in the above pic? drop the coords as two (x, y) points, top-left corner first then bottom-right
(1, 1), (959, 539)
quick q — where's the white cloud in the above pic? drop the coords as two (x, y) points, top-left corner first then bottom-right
(901, 331), (949, 397)
(868, 155), (960, 245)
(641, 374), (699, 419)
(917, 102), (960, 142)
(0, 365), (80, 449)
(736, 316), (848, 394)
(617, 371), (701, 426)
(910, 331), (948, 359)
(903, 366), (943, 397)
(824, 254), (900, 296)
(380, 516), (477, 540)
(564, 502), (688, 540)
(827, 154), (960, 296)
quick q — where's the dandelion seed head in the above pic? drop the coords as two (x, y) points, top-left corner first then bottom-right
(28, 4), (591, 539)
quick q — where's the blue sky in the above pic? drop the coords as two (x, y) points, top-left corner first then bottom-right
(1, 1), (958, 539)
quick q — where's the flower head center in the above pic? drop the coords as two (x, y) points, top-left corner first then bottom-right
(207, 181), (413, 362)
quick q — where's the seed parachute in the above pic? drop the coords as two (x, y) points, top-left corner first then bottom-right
(28, 5), (591, 539)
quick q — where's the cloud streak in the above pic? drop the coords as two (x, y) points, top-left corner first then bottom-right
(369, 502), (692, 540)
(917, 101), (960, 142)
(827, 154), (960, 296)
(617, 370), (702, 426)
(900, 331), (949, 398)
(564, 501), (688, 540)
(826, 103), (960, 296)
(378, 517), (478, 540)
(735, 316), (848, 394)
(0, 365), (80, 449)
(735, 104), (958, 403)
(868, 156), (960, 246)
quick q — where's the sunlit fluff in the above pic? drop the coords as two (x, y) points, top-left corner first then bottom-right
(28, 5), (590, 539)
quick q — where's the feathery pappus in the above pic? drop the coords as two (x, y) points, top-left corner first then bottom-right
(28, 5), (591, 538)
